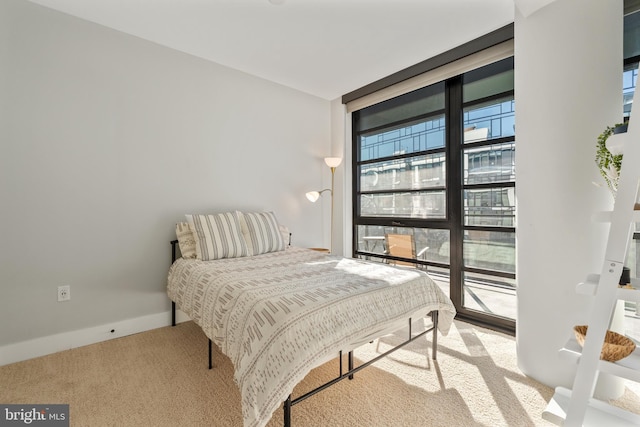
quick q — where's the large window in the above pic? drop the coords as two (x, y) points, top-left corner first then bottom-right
(460, 60), (516, 323)
(353, 57), (515, 333)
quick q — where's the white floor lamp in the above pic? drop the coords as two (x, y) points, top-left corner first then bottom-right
(305, 157), (342, 253)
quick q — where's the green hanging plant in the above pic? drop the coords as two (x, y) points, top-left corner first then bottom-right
(595, 123), (625, 197)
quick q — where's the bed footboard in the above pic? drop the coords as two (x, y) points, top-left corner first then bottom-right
(283, 311), (440, 427)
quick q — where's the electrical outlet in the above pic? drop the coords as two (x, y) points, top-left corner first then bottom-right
(57, 285), (70, 302)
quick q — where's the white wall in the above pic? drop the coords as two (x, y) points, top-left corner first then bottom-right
(0, 0), (331, 350)
(515, 0), (622, 388)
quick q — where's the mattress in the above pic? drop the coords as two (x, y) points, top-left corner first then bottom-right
(167, 246), (456, 427)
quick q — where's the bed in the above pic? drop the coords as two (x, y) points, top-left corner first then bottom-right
(167, 212), (456, 427)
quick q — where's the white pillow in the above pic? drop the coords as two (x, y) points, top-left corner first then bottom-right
(238, 211), (285, 256)
(279, 224), (291, 246)
(175, 222), (197, 259)
(186, 212), (249, 260)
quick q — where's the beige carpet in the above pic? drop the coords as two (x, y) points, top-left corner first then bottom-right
(1, 320), (639, 427)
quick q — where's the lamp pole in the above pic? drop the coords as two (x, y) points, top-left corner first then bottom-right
(305, 158), (341, 254)
(324, 157), (342, 254)
(329, 165), (336, 254)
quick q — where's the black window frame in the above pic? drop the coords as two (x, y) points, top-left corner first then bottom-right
(351, 58), (516, 335)
(346, 25), (515, 335)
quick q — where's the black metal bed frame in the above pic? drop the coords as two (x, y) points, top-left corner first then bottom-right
(169, 239), (440, 427)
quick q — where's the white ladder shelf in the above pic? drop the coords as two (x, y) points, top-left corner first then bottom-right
(542, 92), (640, 426)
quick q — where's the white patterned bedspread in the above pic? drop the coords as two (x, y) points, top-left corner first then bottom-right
(167, 246), (456, 427)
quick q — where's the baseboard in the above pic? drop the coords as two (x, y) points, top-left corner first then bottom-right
(0, 309), (191, 366)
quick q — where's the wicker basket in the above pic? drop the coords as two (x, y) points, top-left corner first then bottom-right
(574, 325), (636, 362)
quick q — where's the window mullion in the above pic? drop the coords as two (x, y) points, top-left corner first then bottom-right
(446, 76), (463, 311)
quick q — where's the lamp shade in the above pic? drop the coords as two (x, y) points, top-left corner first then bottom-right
(324, 157), (342, 168)
(306, 191), (320, 202)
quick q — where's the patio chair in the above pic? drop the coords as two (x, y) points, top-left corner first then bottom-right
(384, 234), (429, 269)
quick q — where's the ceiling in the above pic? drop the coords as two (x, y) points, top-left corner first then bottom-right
(26, 0), (544, 101)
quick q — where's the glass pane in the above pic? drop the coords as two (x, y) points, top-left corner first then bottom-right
(463, 272), (515, 320)
(464, 188), (515, 227)
(625, 11), (640, 60)
(463, 57), (514, 104)
(355, 225), (450, 265)
(626, 237), (640, 279)
(464, 142), (515, 185)
(360, 191), (446, 219)
(360, 153), (446, 192)
(356, 83), (445, 133)
(429, 266), (450, 299)
(463, 96), (515, 143)
(360, 115), (445, 162)
(624, 62), (638, 119)
(463, 230), (515, 274)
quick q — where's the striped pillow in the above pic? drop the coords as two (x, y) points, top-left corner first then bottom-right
(239, 211), (285, 256)
(186, 212), (249, 260)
